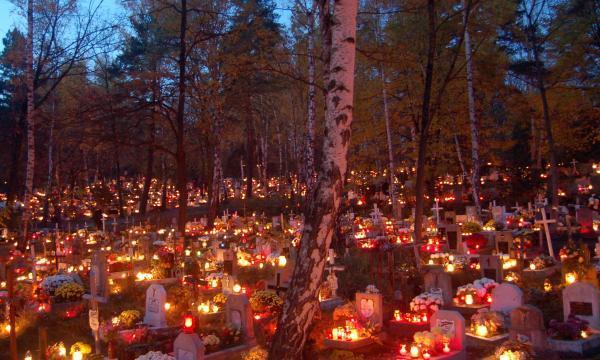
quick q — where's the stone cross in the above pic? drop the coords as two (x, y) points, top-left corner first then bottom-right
(534, 207), (556, 258)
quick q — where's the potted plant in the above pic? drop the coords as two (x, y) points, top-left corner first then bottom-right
(117, 309), (147, 344)
(51, 282), (85, 318)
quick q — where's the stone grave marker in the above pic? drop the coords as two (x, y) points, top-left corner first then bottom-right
(509, 305), (547, 350)
(576, 207), (595, 234)
(431, 310), (465, 354)
(143, 284), (167, 328)
(355, 291), (383, 328)
(479, 255), (503, 282)
(445, 224), (462, 252)
(424, 269), (452, 305)
(494, 231), (514, 255)
(492, 206), (506, 224)
(173, 332), (204, 360)
(223, 249), (236, 276)
(466, 206), (478, 222)
(90, 251), (108, 301)
(490, 283), (523, 313)
(445, 211), (457, 225)
(225, 294), (255, 342)
(563, 282), (600, 328)
(221, 274), (235, 294)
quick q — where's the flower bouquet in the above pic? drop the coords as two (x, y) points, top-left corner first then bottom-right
(528, 255), (557, 271)
(203, 334), (221, 353)
(409, 292), (443, 317)
(469, 309), (505, 338)
(454, 278), (496, 306)
(548, 315), (590, 341)
(135, 351), (174, 360)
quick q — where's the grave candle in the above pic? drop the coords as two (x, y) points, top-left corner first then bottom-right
(565, 272), (576, 284)
(465, 294), (474, 305)
(475, 324), (488, 337)
(410, 345), (420, 358)
(399, 344), (407, 355)
(443, 342), (450, 353)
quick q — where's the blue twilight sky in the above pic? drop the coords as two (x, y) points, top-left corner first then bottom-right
(0, 0), (293, 51)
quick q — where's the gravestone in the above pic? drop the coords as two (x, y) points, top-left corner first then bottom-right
(492, 206), (506, 224)
(431, 310), (465, 354)
(576, 208), (594, 234)
(445, 224), (462, 252)
(424, 270), (452, 305)
(225, 294), (255, 342)
(465, 206), (478, 222)
(490, 283), (523, 313)
(90, 252), (109, 301)
(445, 211), (457, 225)
(221, 274), (235, 295)
(479, 255), (503, 282)
(327, 271), (339, 298)
(563, 282), (600, 328)
(509, 305), (547, 350)
(355, 292), (383, 328)
(143, 284), (167, 328)
(173, 332), (204, 360)
(494, 231), (514, 255)
(223, 250), (236, 276)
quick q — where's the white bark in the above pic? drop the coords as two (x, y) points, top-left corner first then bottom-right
(462, 0), (481, 212)
(305, 0), (318, 189)
(380, 64), (397, 217)
(269, 0), (357, 358)
(23, 0), (35, 244)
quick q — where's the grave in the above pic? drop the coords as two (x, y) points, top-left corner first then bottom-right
(355, 291), (383, 329)
(494, 231), (514, 255)
(490, 283), (523, 314)
(445, 224), (462, 252)
(174, 332), (204, 360)
(444, 211), (456, 225)
(479, 255), (503, 283)
(225, 294), (256, 344)
(431, 310), (466, 359)
(492, 206), (506, 224)
(562, 282), (600, 328)
(509, 305), (547, 351)
(143, 284), (167, 328)
(423, 269), (452, 305)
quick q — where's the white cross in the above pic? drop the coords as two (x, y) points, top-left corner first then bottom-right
(535, 207), (556, 258)
(431, 199), (443, 224)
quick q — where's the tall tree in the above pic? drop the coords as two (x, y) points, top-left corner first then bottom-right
(22, 0), (34, 244)
(269, 0), (358, 358)
(462, 0), (481, 212)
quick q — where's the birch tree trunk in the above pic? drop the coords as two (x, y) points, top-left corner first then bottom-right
(22, 0), (35, 246)
(268, 1), (357, 358)
(208, 73), (224, 227)
(380, 64), (397, 217)
(305, 0), (318, 189)
(462, 0), (481, 213)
